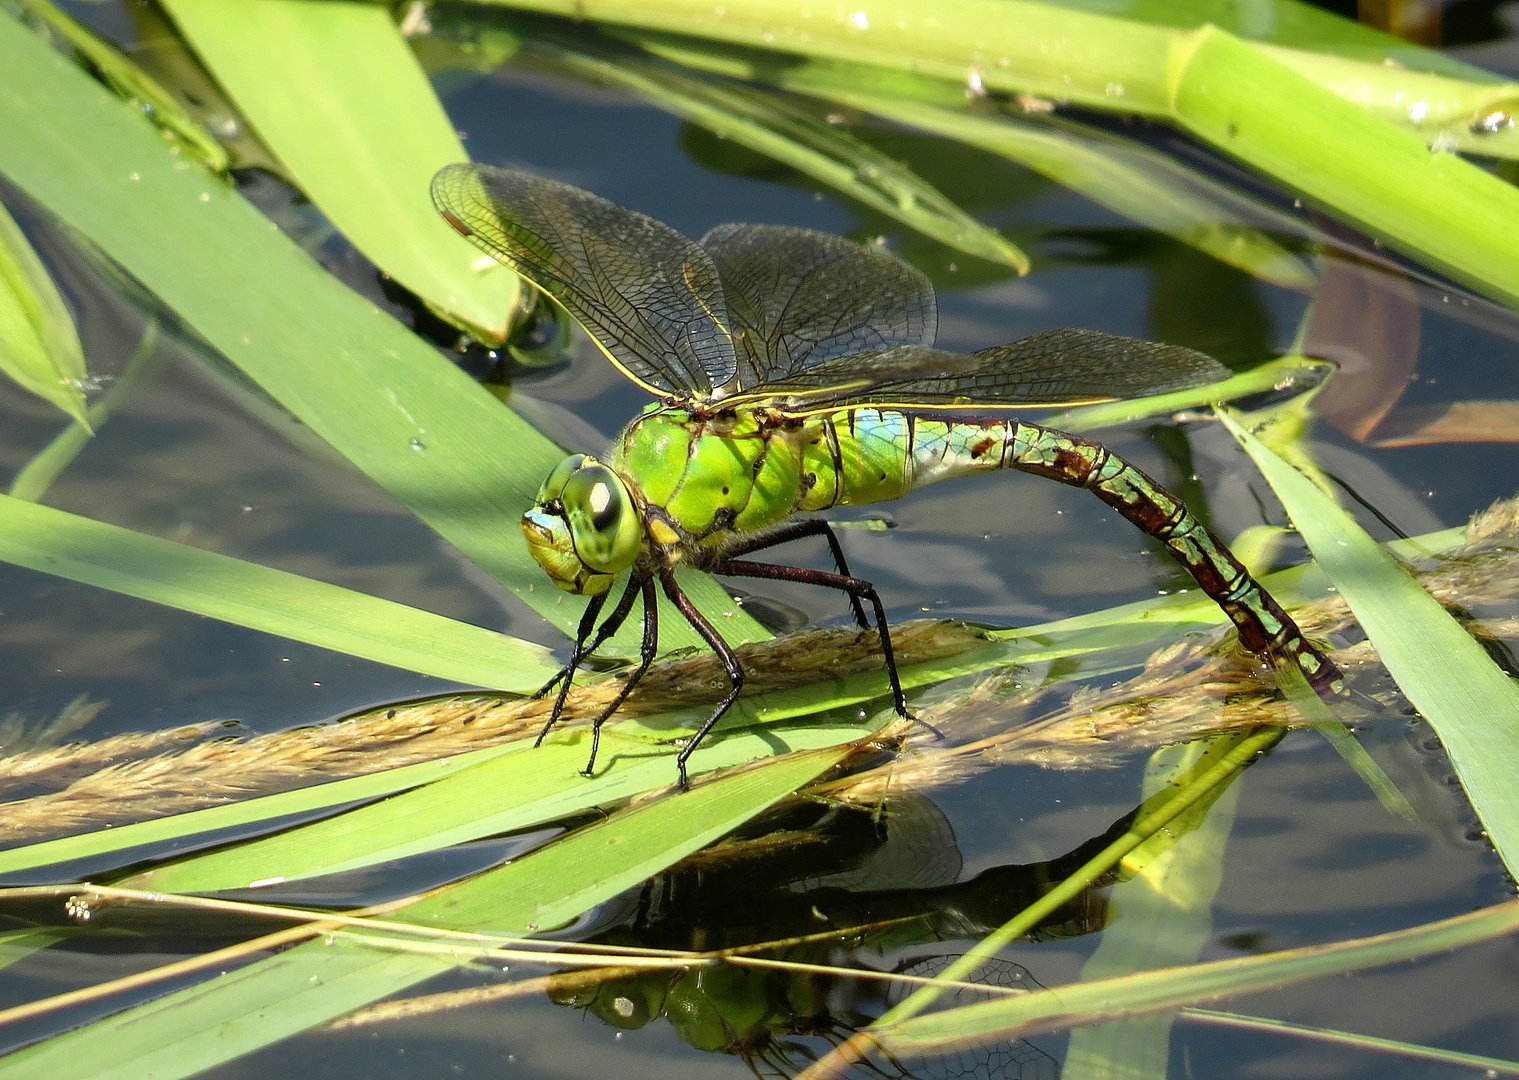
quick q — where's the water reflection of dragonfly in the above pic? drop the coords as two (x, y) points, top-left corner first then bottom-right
(546, 794), (1116, 1080)
(434, 164), (1340, 785)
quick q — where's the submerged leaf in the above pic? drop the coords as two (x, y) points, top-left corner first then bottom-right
(0, 199), (88, 425)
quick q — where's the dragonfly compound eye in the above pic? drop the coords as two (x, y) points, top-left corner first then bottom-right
(563, 463), (641, 574)
(536, 454), (588, 503)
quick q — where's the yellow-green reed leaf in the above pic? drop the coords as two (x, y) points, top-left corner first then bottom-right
(125, 718), (876, 892)
(0, 493), (557, 691)
(1184, 1008), (1519, 1076)
(398, 742), (853, 929)
(159, 0), (519, 341)
(0, 742), (529, 878)
(484, 0), (1519, 157)
(532, 35), (1026, 271)
(0, 747), (850, 1080)
(1170, 27), (1519, 311)
(0, 12), (763, 651)
(1217, 408), (1519, 877)
(12, 0), (229, 172)
(1046, 0), (1477, 75)
(880, 899), (1519, 1051)
(0, 198), (88, 426)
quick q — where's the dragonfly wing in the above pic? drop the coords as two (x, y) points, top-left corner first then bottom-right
(699, 224), (936, 393)
(729, 329), (1231, 411)
(433, 163), (735, 397)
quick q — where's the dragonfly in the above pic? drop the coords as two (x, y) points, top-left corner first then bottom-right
(433, 163), (1342, 788)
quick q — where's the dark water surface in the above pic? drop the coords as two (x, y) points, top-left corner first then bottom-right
(3, 3), (1519, 1077)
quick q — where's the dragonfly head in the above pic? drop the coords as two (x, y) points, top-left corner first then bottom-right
(521, 454), (642, 595)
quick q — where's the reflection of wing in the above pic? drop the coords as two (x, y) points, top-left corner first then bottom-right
(725, 329), (1230, 412)
(701, 224), (936, 392)
(432, 163), (734, 398)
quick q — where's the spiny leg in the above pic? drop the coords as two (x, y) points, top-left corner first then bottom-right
(716, 558), (936, 736)
(580, 576), (660, 776)
(662, 569), (745, 790)
(721, 518), (869, 628)
(534, 574), (643, 747)
(1007, 422), (1343, 695)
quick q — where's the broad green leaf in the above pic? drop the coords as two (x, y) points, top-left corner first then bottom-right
(0, 10), (764, 650)
(482, 0), (1519, 157)
(1169, 26), (1519, 311)
(0, 741), (527, 878)
(0, 196), (88, 425)
(0, 493), (558, 691)
(0, 745), (850, 1080)
(0, 624), (988, 879)
(124, 717), (879, 892)
(1048, 0), (1496, 80)
(159, 0), (520, 340)
(879, 899), (1519, 1050)
(13, 0), (228, 171)
(1218, 408), (1519, 878)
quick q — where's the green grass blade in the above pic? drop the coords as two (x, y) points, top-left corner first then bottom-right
(159, 0), (520, 340)
(1047, 0), (1494, 81)
(0, 10), (762, 650)
(0, 493), (558, 691)
(880, 900), (1519, 1051)
(1217, 408), (1519, 877)
(0, 196), (88, 426)
(1183, 1008), (1519, 1075)
(12, 0), (229, 172)
(0, 742), (529, 877)
(481, 0), (1519, 158)
(1169, 26), (1519, 310)
(123, 718), (878, 892)
(0, 746), (850, 1080)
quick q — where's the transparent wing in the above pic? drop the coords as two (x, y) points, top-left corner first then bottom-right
(700, 223), (936, 392)
(432, 163), (735, 397)
(723, 329), (1231, 412)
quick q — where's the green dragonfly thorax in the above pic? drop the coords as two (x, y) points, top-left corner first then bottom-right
(521, 453), (642, 595)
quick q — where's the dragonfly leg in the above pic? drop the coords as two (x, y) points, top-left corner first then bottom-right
(662, 569), (745, 790)
(715, 559), (938, 737)
(580, 576), (661, 777)
(1007, 422), (1343, 695)
(722, 519), (870, 628)
(534, 574), (642, 748)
